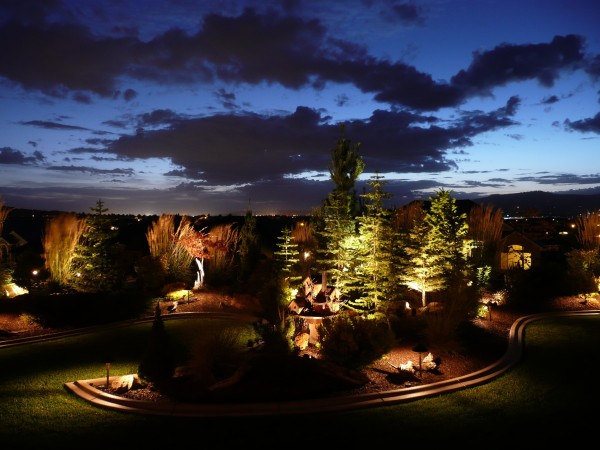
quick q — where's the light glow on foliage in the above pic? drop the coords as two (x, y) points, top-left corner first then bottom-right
(4, 283), (28, 298)
(166, 289), (192, 301)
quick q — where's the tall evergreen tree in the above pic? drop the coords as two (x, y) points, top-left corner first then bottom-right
(71, 199), (125, 293)
(237, 209), (261, 282)
(316, 125), (365, 298)
(138, 302), (175, 385)
(400, 215), (446, 307)
(426, 189), (471, 287)
(399, 190), (471, 307)
(273, 226), (300, 283)
(354, 173), (395, 313)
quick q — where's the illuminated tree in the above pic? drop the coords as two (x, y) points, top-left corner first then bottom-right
(400, 216), (445, 307)
(354, 173), (395, 313)
(427, 189), (470, 285)
(274, 227), (300, 282)
(399, 190), (471, 307)
(177, 224), (211, 290)
(204, 223), (240, 284)
(43, 213), (87, 287)
(575, 210), (600, 250)
(71, 199), (125, 293)
(567, 210), (600, 292)
(0, 198), (12, 290)
(291, 220), (317, 277)
(316, 125), (365, 297)
(145, 214), (194, 285)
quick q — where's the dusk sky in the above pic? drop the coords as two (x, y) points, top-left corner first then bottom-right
(1, 0), (599, 216)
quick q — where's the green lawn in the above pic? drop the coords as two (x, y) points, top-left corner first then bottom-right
(1, 314), (598, 448)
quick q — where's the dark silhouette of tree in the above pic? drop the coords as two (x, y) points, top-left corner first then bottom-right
(273, 226), (300, 283)
(467, 203), (504, 269)
(236, 209), (261, 283)
(138, 302), (175, 385)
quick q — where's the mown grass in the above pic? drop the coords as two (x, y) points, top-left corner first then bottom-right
(0, 315), (598, 448)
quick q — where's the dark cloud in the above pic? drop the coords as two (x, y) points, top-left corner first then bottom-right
(103, 104), (520, 188)
(138, 109), (181, 127)
(47, 165), (135, 176)
(21, 120), (89, 131)
(0, 20), (137, 98)
(122, 88), (137, 101)
(516, 173), (600, 185)
(0, 2), (598, 215)
(215, 88), (238, 109)
(0, 8), (587, 113)
(564, 113), (600, 133)
(585, 54), (600, 80)
(541, 95), (560, 105)
(0, 147), (44, 164)
(389, 2), (426, 26)
(451, 35), (585, 95)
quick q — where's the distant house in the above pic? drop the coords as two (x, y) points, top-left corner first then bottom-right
(497, 231), (543, 271)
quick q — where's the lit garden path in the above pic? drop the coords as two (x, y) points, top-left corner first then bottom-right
(61, 309), (600, 417)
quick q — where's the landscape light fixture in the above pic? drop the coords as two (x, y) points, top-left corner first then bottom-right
(412, 343), (428, 375)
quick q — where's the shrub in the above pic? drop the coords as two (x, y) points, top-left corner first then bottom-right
(318, 314), (395, 369)
(137, 303), (176, 386)
(185, 327), (246, 388)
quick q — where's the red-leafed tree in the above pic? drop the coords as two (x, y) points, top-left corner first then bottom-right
(177, 227), (210, 289)
(178, 227), (228, 289)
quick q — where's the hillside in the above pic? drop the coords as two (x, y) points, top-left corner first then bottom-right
(474, 191), (600, 217)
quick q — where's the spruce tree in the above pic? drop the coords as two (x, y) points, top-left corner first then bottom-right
(315, 125), (365, 299)
(71, 199), (125, 293)
(138, 302), (175, 385)
(237, 209), (261, 283)
(354, 173), (395, 313)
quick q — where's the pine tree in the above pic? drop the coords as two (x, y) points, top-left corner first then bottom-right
(237, 209), (261, 282)
(138, 302), (175, 385)
(354, 173), (394, 313)
(273, 227), (301, 283)
(400, 216), (446, 307)
(426, 189), (470, 287)
(315, 125), (365, 298)
(71, 199), (125, 293)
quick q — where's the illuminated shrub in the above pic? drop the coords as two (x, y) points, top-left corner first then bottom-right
(318, 314), (394, 369)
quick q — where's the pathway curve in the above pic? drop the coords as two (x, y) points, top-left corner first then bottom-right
(59, 309), (600, 417)
(4, 309), (598, 417)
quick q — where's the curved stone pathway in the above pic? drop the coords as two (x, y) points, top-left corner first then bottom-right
(59, 309), (600, 417)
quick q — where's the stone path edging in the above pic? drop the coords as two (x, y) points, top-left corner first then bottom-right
(62, 309), (600, 417)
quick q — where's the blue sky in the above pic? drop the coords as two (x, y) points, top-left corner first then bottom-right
(0, 0), (599, 215)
